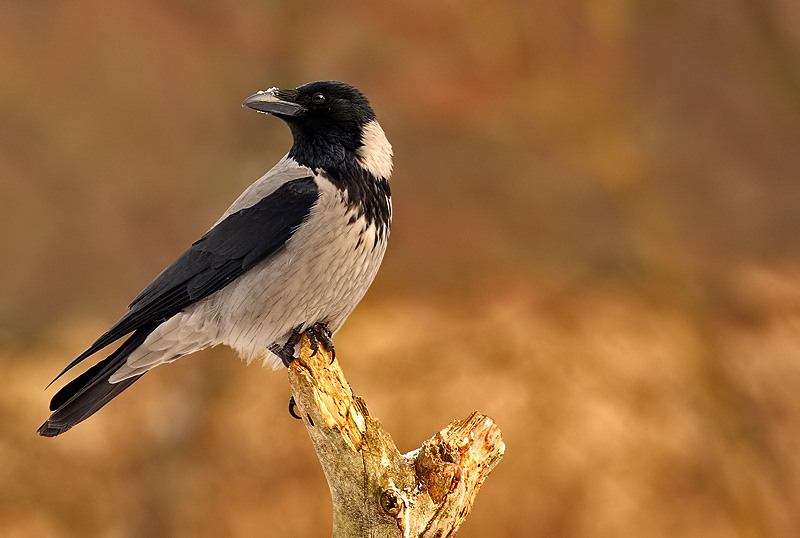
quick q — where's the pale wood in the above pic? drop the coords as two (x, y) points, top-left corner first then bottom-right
(287, 336), (505, 537)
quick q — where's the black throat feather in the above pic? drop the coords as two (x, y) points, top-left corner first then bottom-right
(289, 139), (391, 238)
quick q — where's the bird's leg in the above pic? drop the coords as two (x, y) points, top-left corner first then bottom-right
(273, 325), (334, 421)
(270, 326), (304, 367)
(274, 328), (306, 420)
(314, 322), (335, 359)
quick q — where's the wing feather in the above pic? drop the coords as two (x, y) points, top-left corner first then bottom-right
(50, 175), (318, 383)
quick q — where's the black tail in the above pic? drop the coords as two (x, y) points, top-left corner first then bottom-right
(38, 328), (154, 437)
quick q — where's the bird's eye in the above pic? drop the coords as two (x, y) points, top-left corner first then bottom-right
(311, 93), (326, 105)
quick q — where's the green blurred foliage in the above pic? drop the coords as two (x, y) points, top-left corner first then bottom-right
(2, 0), (800, 536)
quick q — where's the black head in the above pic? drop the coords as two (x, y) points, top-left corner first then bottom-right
(243, 81), (378, 169)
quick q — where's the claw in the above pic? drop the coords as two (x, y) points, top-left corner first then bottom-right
(306, 329), (320, 356)
(303, 322), (335, 359)
(288, 396), (302, 420)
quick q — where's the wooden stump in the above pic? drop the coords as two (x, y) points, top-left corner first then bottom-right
(287, 336), (505, 537)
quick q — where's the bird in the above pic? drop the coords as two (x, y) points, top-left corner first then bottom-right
(38, 80), (393, 437)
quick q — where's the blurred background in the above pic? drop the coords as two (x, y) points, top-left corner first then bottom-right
(2, 0), (800, 536)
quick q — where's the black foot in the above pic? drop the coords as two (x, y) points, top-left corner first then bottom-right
(288, 396), (302, 420)
(270, 326), (303, 367)
(306, 322), (335, 362)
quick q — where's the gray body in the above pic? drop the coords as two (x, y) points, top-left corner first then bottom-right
(39, 81), (393, 436)
(110, 155), (389, 380)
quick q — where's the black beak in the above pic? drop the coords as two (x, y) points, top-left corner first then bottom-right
(242, 88), (305, 117)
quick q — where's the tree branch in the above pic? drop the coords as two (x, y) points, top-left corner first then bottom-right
(287, 336), (505, 537)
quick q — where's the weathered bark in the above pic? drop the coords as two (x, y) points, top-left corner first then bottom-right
(287, 336), (505, 537)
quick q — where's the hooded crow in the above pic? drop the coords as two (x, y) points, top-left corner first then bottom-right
(39, 80), (393, 437)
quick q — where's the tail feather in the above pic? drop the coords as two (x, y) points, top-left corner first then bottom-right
(38, 328), (154, 437)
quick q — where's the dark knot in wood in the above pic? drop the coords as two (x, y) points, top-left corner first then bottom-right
(379, 488), (404, 517)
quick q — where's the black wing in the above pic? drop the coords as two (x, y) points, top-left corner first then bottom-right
(51, 175), (318, 383)
(39, 328), (153, 436)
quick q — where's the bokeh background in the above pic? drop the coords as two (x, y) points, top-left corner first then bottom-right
(2, 1), (800, 536)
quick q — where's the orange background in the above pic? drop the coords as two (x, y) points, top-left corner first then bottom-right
(2, 1), (799, 536)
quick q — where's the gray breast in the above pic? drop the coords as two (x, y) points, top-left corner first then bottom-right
(208, 174), (390, 368)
